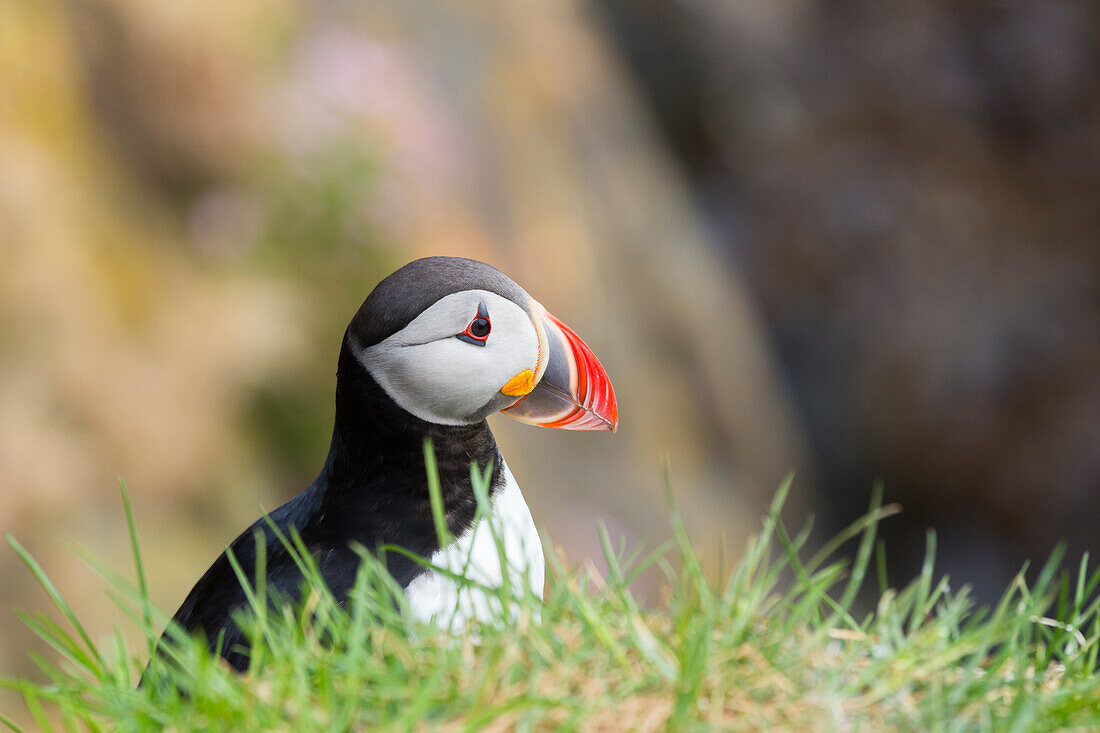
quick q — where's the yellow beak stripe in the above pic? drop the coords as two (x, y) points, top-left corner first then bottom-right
(500, 369), (536, 397)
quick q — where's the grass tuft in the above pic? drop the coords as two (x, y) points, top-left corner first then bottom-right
(3, 462), (1099, 731)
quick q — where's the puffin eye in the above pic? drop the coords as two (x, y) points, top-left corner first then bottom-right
(457, 302), (491, 346)
(469, 317), (490, 337)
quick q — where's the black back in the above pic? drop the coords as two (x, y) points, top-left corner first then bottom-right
(166, 332), (504, 671)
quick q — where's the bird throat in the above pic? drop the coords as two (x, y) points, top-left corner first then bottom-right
(313, 339), (505, 583)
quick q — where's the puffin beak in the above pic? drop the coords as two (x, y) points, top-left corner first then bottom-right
(501, 303), (618, 432)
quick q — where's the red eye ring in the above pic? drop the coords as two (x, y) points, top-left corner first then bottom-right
(457, 302), (491, 346)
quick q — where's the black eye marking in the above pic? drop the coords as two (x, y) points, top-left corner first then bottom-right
(457, 301), (491, 346)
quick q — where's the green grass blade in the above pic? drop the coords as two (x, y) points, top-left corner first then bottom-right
(118, 479), (154, 658)
(7, 536), (104, 675)
(0, 711), (26, 733)
(423, 438), (453, 547)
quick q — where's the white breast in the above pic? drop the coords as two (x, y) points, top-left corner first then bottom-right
(403, 461), (544, 631)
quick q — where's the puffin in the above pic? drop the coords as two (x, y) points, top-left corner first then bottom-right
(165, 256), (618, 671)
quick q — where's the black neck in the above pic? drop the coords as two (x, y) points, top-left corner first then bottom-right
(312, 336), (503, 560)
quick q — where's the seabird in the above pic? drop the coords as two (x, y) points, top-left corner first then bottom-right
(165, 256), (618, 670)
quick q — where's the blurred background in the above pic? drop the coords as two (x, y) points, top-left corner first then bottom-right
(1, 0), (1097, 700)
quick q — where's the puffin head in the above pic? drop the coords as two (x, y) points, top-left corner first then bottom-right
(345, 257), (618, 431)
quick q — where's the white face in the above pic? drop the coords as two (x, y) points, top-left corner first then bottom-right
(354, 289), (543, 425)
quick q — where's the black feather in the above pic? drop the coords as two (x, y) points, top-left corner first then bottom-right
(163, 329), (504, 672)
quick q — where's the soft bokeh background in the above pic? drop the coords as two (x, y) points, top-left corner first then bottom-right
(1, 0), (1097, 704)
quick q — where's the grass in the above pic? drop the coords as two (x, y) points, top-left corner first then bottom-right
(3, 460), (1100, 731)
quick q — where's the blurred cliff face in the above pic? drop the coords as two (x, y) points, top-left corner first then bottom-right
(596, 0), (1100, 597)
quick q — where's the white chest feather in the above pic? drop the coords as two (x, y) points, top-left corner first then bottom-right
(403, 463), (544, 630)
